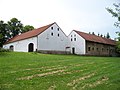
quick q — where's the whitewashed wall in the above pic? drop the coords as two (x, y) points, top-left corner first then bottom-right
(68, 31), (86, 54)
(3, 37), (37, 52)
(37, 23), (68, 51)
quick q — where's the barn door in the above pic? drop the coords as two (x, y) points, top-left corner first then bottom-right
(28, 43), (34, 52)
(72, 47), (75, 54)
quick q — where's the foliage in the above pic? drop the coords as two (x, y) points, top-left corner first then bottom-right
(0, 18), (34, 47)
(116, 41), (120, 53)
(0, 48), (10, 52)
(0, 52), (120, 90)
(7, 18), (23, 38)
(22, 25), (34, 33)
(106, 3), (120, 28)
(0, 20), (8, 47)
(106, 3), (120, 53)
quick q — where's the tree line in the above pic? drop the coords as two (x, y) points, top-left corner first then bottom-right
(0, 18), (34, 47)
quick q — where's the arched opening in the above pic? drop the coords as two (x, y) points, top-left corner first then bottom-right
(9, 45), (14, 51)
(28, 43), (34, 52)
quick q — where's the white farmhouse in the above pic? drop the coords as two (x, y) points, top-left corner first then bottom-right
(3, 22), (70, 54)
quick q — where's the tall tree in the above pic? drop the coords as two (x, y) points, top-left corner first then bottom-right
(0, 18), (35, 47)
(7, 18), (23, 39)
(116, 32), (120, 53)
(23, 25), (34, 33)
(106, 3), (120, 28)
(0, 20), (8, 47)
(107, 3), (120, 53)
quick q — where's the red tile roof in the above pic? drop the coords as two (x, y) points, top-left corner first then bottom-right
(74, 30), (116, 46)
(5, 22), (55, 44)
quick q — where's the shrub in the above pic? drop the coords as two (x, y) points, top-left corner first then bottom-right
(0, 48), (11, 52)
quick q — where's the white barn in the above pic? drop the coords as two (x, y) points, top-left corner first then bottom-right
(3, 22), (70, 54)
(68, 30), (116, 56)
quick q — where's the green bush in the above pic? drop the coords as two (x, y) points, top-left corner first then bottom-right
(0, 48), (10, 52)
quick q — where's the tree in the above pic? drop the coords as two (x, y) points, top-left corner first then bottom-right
(23, 25), (34, 33)
(116, 32), (120, 53)
(7, 18), (23, 39)
(0, 18), (34, 47)
(107, 3), (120, 53)
(0, 20), (8, 47)
(106, 32), (110, 39)
(106, 3), (120, 28)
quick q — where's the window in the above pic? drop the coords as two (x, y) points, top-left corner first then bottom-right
(74, 34), (76, 37)
(58, 33), (59, 37)
(88, 47), (91, 51)
(71, 38), (72, 41)
(102, 48), (104, 52)
(107, 49), (109, 52)
(92, 47), (94, 51)
(71, 35), (72, 37)
(51, 27), (53, 30)
(74, 38), (76, 41)
(57, 28), (59, 31)
(51, 32), (53, 36)
(96, 48), (99, 51)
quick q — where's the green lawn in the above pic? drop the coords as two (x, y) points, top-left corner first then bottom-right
(0, 52), (120, 90)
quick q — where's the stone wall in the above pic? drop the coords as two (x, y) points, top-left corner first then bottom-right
(85, 41), (115, 56)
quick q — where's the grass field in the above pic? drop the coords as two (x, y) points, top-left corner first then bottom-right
(0, 52), (120, 90)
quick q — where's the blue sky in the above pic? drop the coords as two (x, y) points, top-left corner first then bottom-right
(0, 0), (119, 39)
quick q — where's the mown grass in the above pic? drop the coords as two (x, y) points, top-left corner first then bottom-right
(0, 52), (120, 90)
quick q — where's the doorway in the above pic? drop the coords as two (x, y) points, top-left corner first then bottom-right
(72, 47), (75, 54)
(28, 43), (34, 52)
(9, 45), (14, 51)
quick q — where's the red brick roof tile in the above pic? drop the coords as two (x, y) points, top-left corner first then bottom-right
(74, 30), (116, 45)
(5, 22), (54, 44)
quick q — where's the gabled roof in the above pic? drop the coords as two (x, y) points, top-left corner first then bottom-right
(74, 30), (116, 46)
(5, 22), (55, 44)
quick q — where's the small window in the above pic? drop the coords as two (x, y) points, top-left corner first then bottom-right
(74, 34), (76, 37)
(102, 48), (104, 51)
(92, 47), (94, 51)
(88, 47), (91, 51)
(71, 38), (72, 41)
(96, 48), (99, 51)
(71, 35), (72, 37)
(58, 33), (59, 37)
(74, 38), (76, 41)
(57, 28), (59, 31)
(51, 27), (53, 30)
(51, 32), (53, 36)
(107, 49), (109, 52)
